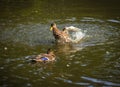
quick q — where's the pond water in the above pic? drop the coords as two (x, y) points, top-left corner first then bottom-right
(0, 0), (120, 87)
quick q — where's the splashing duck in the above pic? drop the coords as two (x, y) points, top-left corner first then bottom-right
(50, 23), (72, 44)
(50, 23), (85, 44)
(32, 49), (56, 63)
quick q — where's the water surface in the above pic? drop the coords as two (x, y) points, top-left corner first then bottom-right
(0, 0), (120, 87)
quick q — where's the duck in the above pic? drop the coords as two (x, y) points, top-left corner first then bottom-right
(32, 48), (56, 63)
(50, 23), (72, 44)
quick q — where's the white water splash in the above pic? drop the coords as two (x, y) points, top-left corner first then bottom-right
(65, 26), (85, 43)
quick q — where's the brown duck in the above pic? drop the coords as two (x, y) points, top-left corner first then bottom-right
(32, 49), (56, 62)
(50, 23), (72, 43)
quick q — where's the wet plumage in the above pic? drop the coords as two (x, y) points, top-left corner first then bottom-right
(50, 23), (71, 43)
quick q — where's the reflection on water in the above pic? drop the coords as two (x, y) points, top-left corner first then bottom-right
(81, 76), (120, 86)
(0, 0), (120, 87)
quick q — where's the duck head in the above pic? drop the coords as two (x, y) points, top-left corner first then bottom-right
(50, 23), (57, 31)
(47, 48), (56, 60)
(47, 48), (54, 54)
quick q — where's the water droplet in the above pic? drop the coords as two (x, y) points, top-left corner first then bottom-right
(81, 64), (87, 66)
(26, 83), (32, 87)
(17, 64), (24, 67)
(0, 67), (4, 69)
(4, 47), (7, 50)
(66, 64), (70, 67)
(106, 51), (110, 55)
(41, 76), (45, 79)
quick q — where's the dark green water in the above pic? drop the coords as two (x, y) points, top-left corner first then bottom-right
(0, 0), (120, 87)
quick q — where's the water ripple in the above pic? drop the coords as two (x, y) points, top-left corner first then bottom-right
(55, 77), (90, 86)
(107, 19), (120, 23)
(81, 76), (120, 86)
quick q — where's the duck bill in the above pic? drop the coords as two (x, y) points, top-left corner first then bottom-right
(50, 27), (53, 31)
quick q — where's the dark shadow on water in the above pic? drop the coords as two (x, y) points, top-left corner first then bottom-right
(0, 0), (120, 24)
